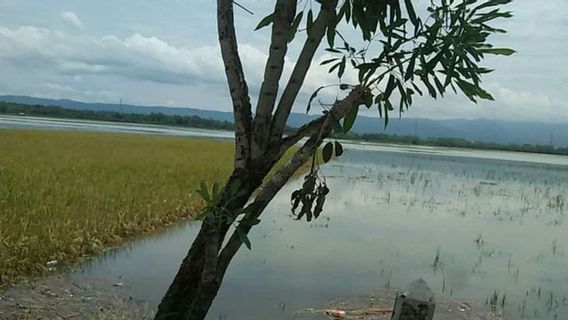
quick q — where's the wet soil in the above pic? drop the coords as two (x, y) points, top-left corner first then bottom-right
(1, 274), (503, 320)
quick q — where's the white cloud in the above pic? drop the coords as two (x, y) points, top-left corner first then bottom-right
(61, 11), (85, 30)
(0, 0), (567, 123)
(0, 22), (342, 105)
(45, 82), (73, 92)
(0, 25), (228, 84)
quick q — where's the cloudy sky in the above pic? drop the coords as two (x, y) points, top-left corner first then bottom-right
(0, 0), (566, 123)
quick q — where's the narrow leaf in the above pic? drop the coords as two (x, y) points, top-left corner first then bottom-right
(404, 0), (419, 26)
(288, 12), (304, 42)
(338, 56), (346, 78)
(342, 106), (358, 133)
(236, 227), (252, 250)
(197, 181), (210, 203)
(479, 48), (516, 56)
(321, 58), (338, 66)
(307, 86), (325, 113)
(322, 142), (334, 163)
(307, 10), (314, 35)
(334, 141), (344, 157)
(255, 13), (274, 31)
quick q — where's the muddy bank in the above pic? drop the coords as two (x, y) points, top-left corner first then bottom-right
(0, 274), (502, 320)
(295, 291), (503, 320)
(0, 275), (152, 320)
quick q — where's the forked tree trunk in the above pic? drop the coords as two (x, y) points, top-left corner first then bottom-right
(154, 0), (356, 318)
(154, 171), (262, 320)
(154, 91), (363, 320)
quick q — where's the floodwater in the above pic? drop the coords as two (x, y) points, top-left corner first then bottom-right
(4, 115), (568, 319)
(0, 115), (234, 139)
(77, 146), (568, 320)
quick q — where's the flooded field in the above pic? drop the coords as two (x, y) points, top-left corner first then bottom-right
(0, 115), (234, 139)
(76, 146), (568, 320)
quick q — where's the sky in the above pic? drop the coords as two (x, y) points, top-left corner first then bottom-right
(0, 0), (566, 123)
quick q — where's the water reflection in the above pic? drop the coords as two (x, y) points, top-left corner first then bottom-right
(78, 147), (568, 319)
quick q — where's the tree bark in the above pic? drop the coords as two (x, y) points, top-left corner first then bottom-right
(217, 0), (253, 170)
(252, 0), (297, 158)
(269, 0), (338, 144)
(155, 0), (365, 318)
(155, 87), (364, 320)
(154, 223), (217, 320)
(154, 171), (263, 320)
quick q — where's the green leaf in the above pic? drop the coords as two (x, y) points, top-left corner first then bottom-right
(288, 12), (304, 42)
(255, 13), (274, 31)
(404, 53), (417, 81)
(338, 56), (346, 78)
(404, 0), (419, 26)
(475, 0), (512, 10)
(334, 141), (344, 157)
(329, 62), (341, 73)
(384, 75), (397, 99)
(456, 79), (479, 103)
(325, 48), (341, 53)
(211, 182), (220, 203)
(306, 10), (314, 35)
(322, 142), (334, 163)
(433, 74), (445, 96)
(478, 48), (516, 56)
(476, 86), (495, 101)
(236, 227), (251, 250)
(326, 9), (337, 47)
(411, 82), (423, 96)
(327, 22), (336, 48)
(195, 209), (210, 221)
(363, 89), (373, 108)
(307, 86), (325, 113)
(350, 59), (357, 68)
(197, 181), (210, 203)
(383, 100), (392, 128)
(320, 58), (338, 65)
(343, 0), (351, 23)
(421, 75), (437, 98)
(470, 0), (512, 18)
(342, 106), (358, 133)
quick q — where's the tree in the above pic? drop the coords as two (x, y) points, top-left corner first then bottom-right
(154, 0), (513, 319)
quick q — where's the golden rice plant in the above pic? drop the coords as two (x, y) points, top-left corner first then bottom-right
(0, 130), (235, 284)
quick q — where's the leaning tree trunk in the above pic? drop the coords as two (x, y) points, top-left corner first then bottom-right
(153, 92), (363, 320)
(154, 170), (263, 320)
(154, 0), (358, 318)
(154, 224), (219, 320)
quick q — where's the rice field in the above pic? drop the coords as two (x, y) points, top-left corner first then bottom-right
(0, 129), (235, 284)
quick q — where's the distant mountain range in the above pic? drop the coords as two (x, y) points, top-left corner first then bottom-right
(2, 95), (567, 147)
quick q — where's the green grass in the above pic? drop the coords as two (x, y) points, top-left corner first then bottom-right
(0, 130), (237, 284)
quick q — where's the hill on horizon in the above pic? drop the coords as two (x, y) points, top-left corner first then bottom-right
(2, 95), (567, 147)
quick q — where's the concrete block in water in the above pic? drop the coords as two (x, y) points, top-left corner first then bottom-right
(391, 279), (435, 320)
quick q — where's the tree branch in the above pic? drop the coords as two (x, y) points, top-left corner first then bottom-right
(278, 115), (326, 155)
(218, 0), (253, 170)
(217, 133), (320, 276)
(217, 88), (365, 275)
(269, 0), (338, 145)
(252, 0), (297, 158)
